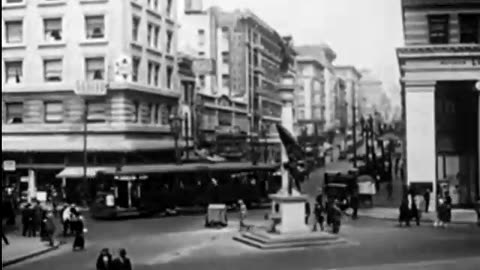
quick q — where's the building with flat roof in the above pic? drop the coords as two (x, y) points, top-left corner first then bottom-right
(397, 0), (480, 208)
(2, 0), (181, 203)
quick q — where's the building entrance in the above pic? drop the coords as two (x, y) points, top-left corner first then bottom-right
(435, 81), (479, 207)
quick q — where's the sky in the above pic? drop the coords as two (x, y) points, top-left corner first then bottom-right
(178, 0), (404, 104)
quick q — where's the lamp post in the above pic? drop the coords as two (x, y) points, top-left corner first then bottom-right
(169, 114), (182, 165)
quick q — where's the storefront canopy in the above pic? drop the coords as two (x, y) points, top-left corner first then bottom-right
(56, 167), (116, 178)
(2, 135), (185, 152)
(110, 162), (281, 176)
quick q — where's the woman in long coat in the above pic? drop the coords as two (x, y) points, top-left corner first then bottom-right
(71, 209), (86, 251)
(398, 197), (410, 227)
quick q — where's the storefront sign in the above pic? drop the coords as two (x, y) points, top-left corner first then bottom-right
(3, 160), (16, 171)
(114, 175), (149, 181)
(105, 194), (115, 207)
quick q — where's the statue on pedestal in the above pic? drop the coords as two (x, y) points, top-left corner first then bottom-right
(276, 124), (314, 195)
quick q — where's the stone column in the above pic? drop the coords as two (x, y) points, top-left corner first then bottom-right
(476, 82), (480, 199)
(280, 95), (294, 193)
(28, 169), (37, 203)
(405, 81), (437, 210)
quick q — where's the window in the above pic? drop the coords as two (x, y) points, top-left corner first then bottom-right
(154, 25), (160, 48)
(152, 104), (159, 124)
(166, 0), (173, 16)
(43, 59), (62, 82)
(85, 57), (105, 80)
(297, 109), (305, 120)
(147, 61), (153, 85)
(5, 61), (23, 84)
(166, 30), (173, 53)
(154, 63), (160, 86)
(198, 52), (205, 57)
(166, 66), (173, 89)
(147, 24), (152, 46)
(5, 21), (23, 44)
(160, 104), (169, 125)
(87, 101), (106, 123)
(85, 15), (105, 39)
(44, 101), (63, 123)
(43, 18), (62, 42)
(459, 14), (480, 44)
(133, 101), (140, 123)
(222, 51), (229, 64)
(222, 74), (230, 88)
(132, 57), (140, 82)
(5, 102), (23, 124)
(428, 15), (449, 44)
(221, 27), (229, 40)
(132, 17), (140, 42)
(148, 0), (158, 10)
(198, 29), (205, 46)
(198, 75), (205, 88)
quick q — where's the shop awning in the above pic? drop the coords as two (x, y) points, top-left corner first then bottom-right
(56, 166), (116, 178)
(2, 135), (185, 152)
(111, 162), (280, 176)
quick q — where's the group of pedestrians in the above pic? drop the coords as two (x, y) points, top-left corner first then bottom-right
(307, 195), (346, 234)
(61, 204), (87, 251)
(20, 200), (56, 246)
(96, 248), (133, 270)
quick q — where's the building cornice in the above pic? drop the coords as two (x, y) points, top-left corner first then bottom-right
(397, 44), (480, 59)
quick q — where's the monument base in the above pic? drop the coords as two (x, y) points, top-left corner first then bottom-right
(233, 189), (349, 250)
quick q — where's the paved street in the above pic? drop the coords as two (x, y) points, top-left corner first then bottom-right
(8, 209), (480, 270)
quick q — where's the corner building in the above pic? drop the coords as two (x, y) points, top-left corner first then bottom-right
(2, 0), (181, 202)
(397, 0), (480, 208)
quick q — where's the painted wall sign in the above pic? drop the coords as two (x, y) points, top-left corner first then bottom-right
(229, 32), (247, 99)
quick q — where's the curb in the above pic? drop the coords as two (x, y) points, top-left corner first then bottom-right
(2, 242), (64, 268)
(357, 213), (477, 225)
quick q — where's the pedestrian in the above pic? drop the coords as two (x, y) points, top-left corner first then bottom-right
(305, 201), (311, 225)
(32, 201), (43, 237)
(40, 210), (48, 241)
(410, 194), (420, 226)
(22, 203), (34, 237)
(2, 227), (9, 245)
(238, 200), (247, 231)
(423, 189), (431, 213)
(44, 211), (56, 247)
(61, 204), (72, 237)
(435, 198), (448, 228)
(313, 202), (324, 232)
(350, 193), (359, 220)
(112, 248), (132, 270)
(331, 199), (342, 234)
(96, 248), (113, 270)
(398, 197), (410, 227)
(71, 209), (86, 251)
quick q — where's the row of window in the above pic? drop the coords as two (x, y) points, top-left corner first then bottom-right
(197, 27), (229, 47)
(4, 57), (104, 84)
(4, 100), (178, 125)
(428, 13), (479, 44)
(4, 15), (106, 45)
(135, 17), (174, 53)
(146, 0), (174, 17)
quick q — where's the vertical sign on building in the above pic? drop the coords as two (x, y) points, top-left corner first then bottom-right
(229, 31), (247, 101)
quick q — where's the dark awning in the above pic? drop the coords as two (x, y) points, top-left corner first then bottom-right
(109, 162), (280, 176)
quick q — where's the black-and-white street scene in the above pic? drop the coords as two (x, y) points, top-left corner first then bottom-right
(2, 0), (480, 269)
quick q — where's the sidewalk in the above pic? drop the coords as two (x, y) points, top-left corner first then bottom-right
(2, 235), (62, 267)
(358, 207), (478, 224)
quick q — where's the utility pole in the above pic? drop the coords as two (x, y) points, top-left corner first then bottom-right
(352, 101), (358, 168)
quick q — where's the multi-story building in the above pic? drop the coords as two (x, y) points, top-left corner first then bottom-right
(295, 44), (337, 134)
(397, 0), (479, 208)
(180, 0), (292, 163)
(2, 0), (180, 202)
(295, 50), (326, 138)
(334, 66), (362, 129)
